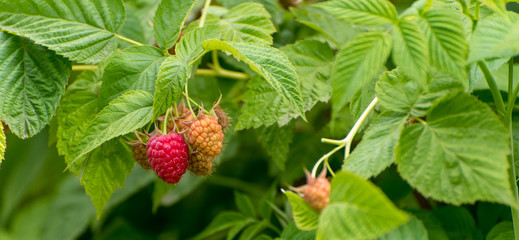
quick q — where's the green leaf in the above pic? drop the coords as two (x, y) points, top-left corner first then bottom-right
(291, 6), (360, 46)
(432, 206), (476, 240)
(80, 139), (134, 219)
(376, 69), (463, 117)
(194, 211), (252, 240)
(0, 124), (4, 166)
(317, 171), (409, 240)
(479, 0), (507, 15)
(343, 112), (408, 178)
(317, 0), (398, 27)
(392, 16), (428, 86)
(412, 210), (449, 240)
(256, 123), (294, 170)
(239, 221), (269, 240)
(0, 32), (71, 139)
(486, 222), (514, 240)
(227, 221), (255, 240)
(378, 217), (428, 240)
(69, 90), (154, 163)
(237, 72), (328, 129)
(56, 91), (99, 165)
(419, 8), (467, 84)
(99, 46), (167, 106)
(468, 12), (519, 62)
(280, 222), (316, 240)
(203, 39), (305, 120)
(175, 26), (221, 62)
(209, 2), (276, 44)
(285, 191), (319, 231)
(235, 191), (257, 218)
(0, 0), (125, 63)
(41, 176), (96, 240)
(395, 91), (514, 206)
(153, 0), (197, 50)
(153, 56), (192, 119)
(331, 31), (392, 115)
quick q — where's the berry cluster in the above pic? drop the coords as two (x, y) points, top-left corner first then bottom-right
(129, 103), (227, 183)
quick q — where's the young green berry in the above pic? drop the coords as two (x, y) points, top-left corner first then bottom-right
(188, 152), (213, 176)
(131, 142), (152, 170)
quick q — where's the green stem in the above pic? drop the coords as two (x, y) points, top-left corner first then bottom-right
(505, 59), (519, 240)
(478, 61), (506, 117)
(313, 97), (379, 177)
(199, 0), (212, 27)
(506, 58), (518, 127)
(184, 74), (195, 118)
(116, 35), (144, 46)
(72, 65), (98, 71)
(196, 68), (249, 80)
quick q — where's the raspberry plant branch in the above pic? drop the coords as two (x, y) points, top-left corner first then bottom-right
(72, 65), (98, 71)
(199, 0), (212, 28)
(479, 61), (506, 117)
(313, 97), (379, 178)
(505, 58), (519, 240)
(71, 64), (248, 80)
(116, 35), (144, 46)
(195, 68), (249, 80)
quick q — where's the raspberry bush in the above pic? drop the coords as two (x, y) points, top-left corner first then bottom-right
(0, 0), (519, 239)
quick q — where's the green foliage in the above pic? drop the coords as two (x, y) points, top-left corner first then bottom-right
(418, 8), (467, 83)
(317, 171), (409, 240)
(2, 0), (519, 238)
(285, 191), (319, 231)
(469, 12), (519, 62)
(237, 40), (331, 129)
(175, 26), (221, 62)
(99, 46), (166, 106)
(80, 139), (134, 218)
(343, 112), (407, 178)
(203, 39), (306, 121)
(391, 16), (428, 86)
(317, 0), (398, 27)
(70, 90), (154, 163)
(0, 0), (125, 63)
(153, 0), (196, 50)
(205, 2), (276, 44)
(0, 32), (70, 139)
(256, 123), (294, 170)
(396, 91), (514, 206)
(291, 6), (359, 46)
(378, 217), (428, 240)
(376, 69), (463, 116)
(331, 31), (392, 116)
(486, 222), (514, 240)
(153, 56), (191, 119)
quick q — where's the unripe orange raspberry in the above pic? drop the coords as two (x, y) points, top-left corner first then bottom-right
(187, 115), (224, 157)
(293, 169), (330, 211)
(188, 152), (213, 176)
(131, 142), (152, 170)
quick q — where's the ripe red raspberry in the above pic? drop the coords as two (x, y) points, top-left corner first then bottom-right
(131, 142), (152, 170)
(188, 152), (213, 176)
(293, 169), (330, 211)
(188, 115), (224, 157)
(146, 133), (189, 184)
